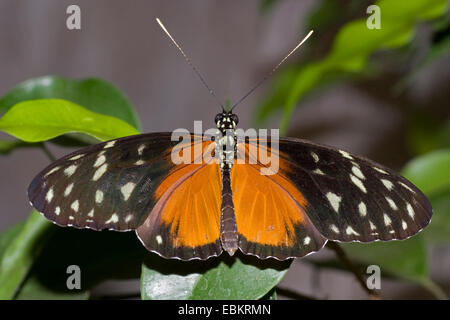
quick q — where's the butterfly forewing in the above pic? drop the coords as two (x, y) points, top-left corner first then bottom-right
(274, 137), (432, 243)
(28, 133), (181, 231)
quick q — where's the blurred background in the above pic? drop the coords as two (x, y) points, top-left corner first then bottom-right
(0, 0), (449, 299)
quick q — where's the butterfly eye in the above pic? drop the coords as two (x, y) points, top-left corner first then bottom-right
(215, 113), (223, 125)
(231, 114), (239, 125)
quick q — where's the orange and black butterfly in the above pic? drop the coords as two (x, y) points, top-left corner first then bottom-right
(27, 19), (432, 261)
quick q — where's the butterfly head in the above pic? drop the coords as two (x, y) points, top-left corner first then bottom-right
(215, 112), (238, 131)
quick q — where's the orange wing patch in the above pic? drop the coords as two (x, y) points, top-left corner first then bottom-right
(148, 140), (221, 249)
(158, 162), (222, 248)
(231, 163), (307, 246)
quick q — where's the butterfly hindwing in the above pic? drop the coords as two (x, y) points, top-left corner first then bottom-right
(136, 160), (223, 260)
(231, 157), (327, 260)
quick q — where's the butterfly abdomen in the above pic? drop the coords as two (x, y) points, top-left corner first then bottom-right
(220, 168), (238, 255)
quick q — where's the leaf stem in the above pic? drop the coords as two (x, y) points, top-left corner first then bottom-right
(326, 241), (380, 299)
(39, 142), (56, 162)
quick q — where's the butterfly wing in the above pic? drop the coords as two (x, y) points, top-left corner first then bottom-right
(237, 137), (432, 250)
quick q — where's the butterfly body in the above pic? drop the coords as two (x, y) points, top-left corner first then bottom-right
(215, 111), (240, 256)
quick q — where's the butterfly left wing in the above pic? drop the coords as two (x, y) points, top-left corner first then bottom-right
(239, 137), (432, 249)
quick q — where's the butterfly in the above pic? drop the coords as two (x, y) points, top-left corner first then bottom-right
(27, 19), (432, 261)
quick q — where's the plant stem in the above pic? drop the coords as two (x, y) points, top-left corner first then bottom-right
(326, 241), (380, 299)
(40, 142), (56, 162)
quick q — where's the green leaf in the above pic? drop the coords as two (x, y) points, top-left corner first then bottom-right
(0, 211), (55, 299)
(401, 148), (450, 196)
(0, 222), (25, 261)
(141, 254), (290, 300)
(0, 99), (140, 143)
(0, 76), (141, 130)
(255, 0), (448, 133)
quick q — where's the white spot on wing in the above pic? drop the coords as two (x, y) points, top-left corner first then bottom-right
(406, 203), (415, 219)
(87, 209), (94, 217)
(46, 187), (54, 203)
(64, 165), (77, 177)
(95, 190), (104, 204)
(69, 154), (84, 161)
(55, 206), (61, 216)
(44, 166), (60, 177)
(381, 179), (394, 190)
(313, 168), (325, 175)
(94, 155), (106, 168)
(125, 214), (133, 223)
(105, 213), (119, 224)
(93, 163), (108, 181)
(350, 174), (367, 193)
(303, 236), (311, 245)
(358, 202), (367, 217)
(64, 183), (74, 197)
(339, 150), (354, 160)
(71, 200), (79, 212)
(402, 220), (407, 230)
(135, 160), (145, 166)
(120, 182), (136, 201)
(346, 226), (360, 236)
(311, 152), (319, 163)
(330, 224), (340, 234)
(385, 197), (398, 210)
(104, 140), (116, 149)
(352, 166), (365, 180)
(369, 220), (377, 230)
(156, 235), (163, 245)
(138, 144), (146, 155)
(399, 181), (415, 193)
(326, 192), (342, 213)
(383, 213), (392, 226)
(373, 167), (388, 174)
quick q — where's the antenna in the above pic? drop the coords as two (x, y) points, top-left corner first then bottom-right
(231, 30), (314, 111)
(156, 18), (224, 111)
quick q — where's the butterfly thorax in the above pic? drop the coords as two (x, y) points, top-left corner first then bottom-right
(215, 111), (238, 172)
